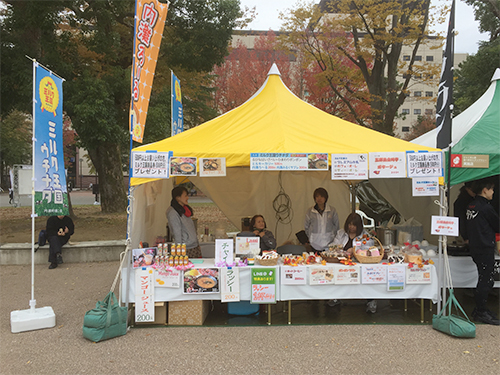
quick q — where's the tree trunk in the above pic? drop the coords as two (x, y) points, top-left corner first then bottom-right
(67, 192), (77, 220)
(88, 142), (127, 213)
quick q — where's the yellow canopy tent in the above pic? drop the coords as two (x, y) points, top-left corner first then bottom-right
(129, 64), (440, 247)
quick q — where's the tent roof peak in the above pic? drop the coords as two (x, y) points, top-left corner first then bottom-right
(492, 68), (500, 82)
(267, 63), (281, 76)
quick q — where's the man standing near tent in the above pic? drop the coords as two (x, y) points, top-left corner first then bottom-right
(466, 179), (500, 325)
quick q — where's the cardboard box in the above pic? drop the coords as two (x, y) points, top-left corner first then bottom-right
(132, 302), (167, 326)
(168, 300), (210, 326)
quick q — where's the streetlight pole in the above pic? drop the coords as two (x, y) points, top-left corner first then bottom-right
(79, 158), (83, 189)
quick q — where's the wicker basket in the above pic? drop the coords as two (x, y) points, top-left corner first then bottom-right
(404, 253), (423, 263)
(256, 257), (279, 266)
(353, 237), (384, 264)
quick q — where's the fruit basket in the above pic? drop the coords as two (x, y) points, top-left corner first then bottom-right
(256, 252), (279, 266)
(353, 237), (384, 264)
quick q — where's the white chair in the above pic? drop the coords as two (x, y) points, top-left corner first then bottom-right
(356, 210), (375, 230)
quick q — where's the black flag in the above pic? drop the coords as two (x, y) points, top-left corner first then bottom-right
(436, 0), (455, 149)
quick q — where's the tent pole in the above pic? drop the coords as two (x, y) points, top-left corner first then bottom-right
(438, 185), (446, 313)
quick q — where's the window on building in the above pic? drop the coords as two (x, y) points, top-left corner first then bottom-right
(426, 56), (434, 62)
(402, 126), (410, 132)
(414, 91), (422, 97)
(425, 91), (433, 97)
(415, 55), (422, 61)
(425, 109), (434, 115)
(403, 55), (411, 61)
(402, 109), (410, 115)
(414, 109), (421, 115)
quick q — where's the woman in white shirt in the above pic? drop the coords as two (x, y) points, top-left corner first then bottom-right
(304, 187), (339, 251)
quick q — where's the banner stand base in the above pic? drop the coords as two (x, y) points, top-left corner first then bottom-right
(10, 306), (56, 333)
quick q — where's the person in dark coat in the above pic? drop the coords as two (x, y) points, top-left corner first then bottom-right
(453, 181), (475, 242)
(466, 179), (499, 325)
(46, 215), (74, 269)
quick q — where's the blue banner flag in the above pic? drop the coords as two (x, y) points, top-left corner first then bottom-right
(436, 0), (455, 149)
(171, 71), (184, 136)
(34, 63), (68, 216)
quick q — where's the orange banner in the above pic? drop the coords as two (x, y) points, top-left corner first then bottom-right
(130, 0), (169, 143)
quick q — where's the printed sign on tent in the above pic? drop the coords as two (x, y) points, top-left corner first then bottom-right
(135, 268), (155, 322)
(369, 152), (406, 178)
(412, 177), (440, 196)
(220, 267), (240, 302)
(200, 158), (226, 177)
(170, 156), (197, 176)
(132, 151), (171, 179)
(431, 216), (459, 237)
(331, 153), (368, 180)
(251, 268), (276, 304)
(406, 151), (443, 178)
(250, 153), (308, 170)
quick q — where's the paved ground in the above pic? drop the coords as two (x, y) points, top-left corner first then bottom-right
(1, 261), (499, 375)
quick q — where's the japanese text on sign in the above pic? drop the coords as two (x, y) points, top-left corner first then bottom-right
(220, 267), (240, 302)
(406, 152), (443, 178)
(132, 151), (170, 178)
(331, 154), (368, 180)
(135, 269), (155, 322)
(431, 216), (459, 237)
(250, 153), (328, 171)
(369, 152), (406, 178)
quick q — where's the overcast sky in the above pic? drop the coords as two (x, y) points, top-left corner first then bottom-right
(238, 0), (489, 54)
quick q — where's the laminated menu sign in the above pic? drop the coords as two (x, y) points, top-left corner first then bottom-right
(170, 156), (197, 176)
(132, 151), (171, 179)
(135, 269), (155, 322)
(331, 153), (368, 180)
(281, 266), (307, 285)
(387, 265), (406, 291)
(412, 177), (439, 197)
(235, 236), (260, 255)
(250, 153), (328, 171)
(431, 216), (459, 236)
(369, 152), (406, 178)
(309, 267), (335, 285)
(215, 239), (234, 265)
(406, 265), (432, 284)
(251, 268), (276, 304)
(154, 269), (181, 288)
(199, 157), (226, 177)
(220, 267), (240, 302)
(334, 265), (360, 285)
(361, 265), (387, 284)
(183, 268), (219, 294)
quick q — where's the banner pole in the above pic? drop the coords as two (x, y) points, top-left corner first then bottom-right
(30, 58), (37, 310)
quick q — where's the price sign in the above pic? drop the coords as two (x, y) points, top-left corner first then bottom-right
(135, 268), (155, 322)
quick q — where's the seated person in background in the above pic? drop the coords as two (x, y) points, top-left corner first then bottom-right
(46, 215), (74, 269)
(328, 213), (377, 314)
(250, 214), (277, 253)
(166, 186), (201, 258)
(304, 187), (339, 251)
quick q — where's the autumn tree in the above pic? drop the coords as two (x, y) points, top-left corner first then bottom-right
(401, 114), (435, 141)
(280, 0), (443, 135)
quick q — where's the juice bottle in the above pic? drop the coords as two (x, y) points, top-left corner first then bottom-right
(181, 243), (186, 256)
(157, 244), (163, 257)
(183, 255), (189, 266)
(168, 256), (174, 267)
(174, 256), (179, 266)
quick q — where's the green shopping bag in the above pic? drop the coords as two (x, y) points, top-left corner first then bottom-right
(83, 291), (128, 342)
(432, 289), (476, 338)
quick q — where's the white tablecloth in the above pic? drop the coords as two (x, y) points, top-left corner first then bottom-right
(121, 260), (437, 303)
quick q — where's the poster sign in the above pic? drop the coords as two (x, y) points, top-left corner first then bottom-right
(406, 265), (432, 284)
(251, 268), (276, 304)
(369, 152), (406, 178)
(361, 265), (387, 284)
(199, 158), (226, 177)
(387, 265), (406, 291)
(215, 239), (234, 265)
(431, 216), (459, 237)
(154, 269), (181, 288)
(331, 153), (368, 180)
(412, 177), (440, 197)
(170, 156), (197, 176)
(250, 153), (328, 171)
(34, 64), (68, 216)
(335, 265), (360, 284)
(451, 154), (489, 168)
(135, 268), (155, 322)
(132, 248), (157, 268)
(171, 71), (183, 136)
(406, 152), (443, 178)
(220, 267), (240, 302)
(183, 268), (219, 294)
(309, 267), (335, 285)
(281, 266), (307, 285)
(132, 151), (171, 178)
(235, 236), (260, 255)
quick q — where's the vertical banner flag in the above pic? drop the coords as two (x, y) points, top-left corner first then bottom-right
(34, 63), (68, 216)
(435, 0), (455, 149)
(131, 0), (169, 143)
(171, 71), (184, 136)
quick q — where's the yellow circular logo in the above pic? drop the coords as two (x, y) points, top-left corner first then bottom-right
(133, 123), (142, 138)
(175, 80), (182, 102)
(39, 77), (59, 116)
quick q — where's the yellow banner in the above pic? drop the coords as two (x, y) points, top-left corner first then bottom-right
(130, 0), (168, 143)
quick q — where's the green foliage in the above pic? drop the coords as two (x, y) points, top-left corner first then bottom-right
(0, 110), (32, 168)
(454, 38), (500, 113)
(465, 0), (500, 40)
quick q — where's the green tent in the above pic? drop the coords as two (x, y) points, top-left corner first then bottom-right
(413, 68), (500, 185)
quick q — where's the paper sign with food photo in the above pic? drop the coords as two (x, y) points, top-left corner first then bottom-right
(133, 248), (157, 268)
(307, 153), (329, 170)
(309, 267), (335, 285)
(200, 157), (226, 177)
(183, 268), (219, 294)
(170, 156), (197, 176)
